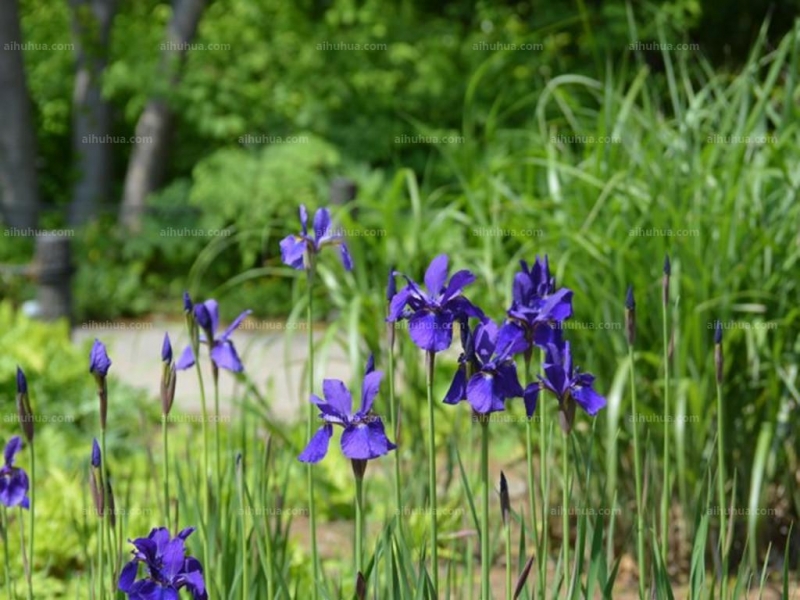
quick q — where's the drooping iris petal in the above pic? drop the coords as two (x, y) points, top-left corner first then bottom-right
(175, 346), (196, 371)
(494, 361), (525, 398)
(523, 383), (539, 418)
(210, 341), (245, 372)
(466, 373), (503, 414)
(408, 310), (453, 352)
(119, 561), (139, 592)
(0, 468), (29, 508)
(443, 366), (467, 405)
(387, 287), (411, 321)
(341, 420), (396, 460)
(572, 386), (607, 416)
(279, 235), (307, 270)
(298, 425), (333, 463)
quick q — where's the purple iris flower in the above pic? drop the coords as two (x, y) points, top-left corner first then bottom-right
(523, 340), (606, 420)
(119, 526), (207, 600)
(443, 319), (525, 414)
(175, 300), (251, 373)
(0, 436), (30, 509)
(89, 339), (112, 377)
(506, 257), (573, 351)
(280, 205), (353, 271)
(387, 254), (484, 353)
(298, 358), (396, 463)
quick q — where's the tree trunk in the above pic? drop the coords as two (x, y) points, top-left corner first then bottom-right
(119, 0), (206, 231)
(68, 0), (117, 226)
(0, 0), (40, 229)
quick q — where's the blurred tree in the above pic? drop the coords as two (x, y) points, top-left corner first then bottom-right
(119, 0), (206, 232)
(68, 0), (117, 226)
(0, 0), (40, 229)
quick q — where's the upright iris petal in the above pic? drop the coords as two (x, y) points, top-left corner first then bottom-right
(119, 526), (207, 600)
(506, 256), (573, 352)
(299, 359), (396, 463)
(280, 205), (353, 271)
(387, 254), (484, 353)
(175, 299), (251, 373)
(0, 436), (30, 509)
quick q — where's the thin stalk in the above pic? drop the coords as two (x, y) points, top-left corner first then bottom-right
(467, 418), (475, 600)
(538, 352), (548, 600)
(523, 353), (539, 600)
(355, 475), (364, 575)
(306, 266), (320, 600)
(561, 430), (570, 592)
(480, 419), (490, 600)
(237, 460), (248, 600)
(425, 350), (440, 592)
(213, 366), (221, 493)
(661, 302), (670, 560)
(504, 514), (512, 600)
(628, 346), (646, 599)
(18, 507), (31, 600)
(26, 444), (34, 600)
(191, 342), (211, 584)
(162, 414), (171, 533)
(99, 431), (107, 600)
(716, 381), (728, 598)
(3, 507), (12, 600)
(387, 323), (402, 519)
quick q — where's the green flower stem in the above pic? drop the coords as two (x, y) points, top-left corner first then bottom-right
(18, 507), (30, 600)
(237, 461), (248, 600)
(480, 418), (490, 600)
(523, 353), (539, 600)
(561, 430), (570, 592)
(213, 366), (221, 495)
(716, 381), (728, 598)
(3, 507), (13, 600)
(387, 323), (402, 520)
(355, 475), (364, 576)
(162, 413), (171, 533)
(26, 442), (34, 600)
(661, 302), (670, 560)
(425, 350), (439, 592)
(306, 265), (320, 600)
(191, 342), (211, 591)
(504, 511), (512, 600)
(538, 355), (549, 600)
(99, 430), (107, 600)
(628, 346), (646, 599)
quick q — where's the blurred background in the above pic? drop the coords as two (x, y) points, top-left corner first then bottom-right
(0, 0), (799, 594)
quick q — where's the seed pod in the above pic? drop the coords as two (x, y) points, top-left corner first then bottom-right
(662, 255), (671, 307)
(714, 321), (723, 384)
(625, 285), (636, 346)
(16, 367), (33, 443)
(499, 471), (510, 527)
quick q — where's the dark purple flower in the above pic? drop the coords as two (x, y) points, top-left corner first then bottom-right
(183, 291), (193, 314)
(524, 341), (606, 419)
(386, 266), (397, 301)
(175, 300), (251, 373)
(280, 205), (353, 271)
(15, 366), (33, 443)
(443, 319), (525, 414)
(118, 526), (207, 600)
(506, 257), (573, 352)
(299, 359), (396, 463)
(0, 436), (30, 509)
(161, 333), (172, 364)
(16, 367), (27, 394)
(387, 254), (484, 353)
(89, 339), (112, 377)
